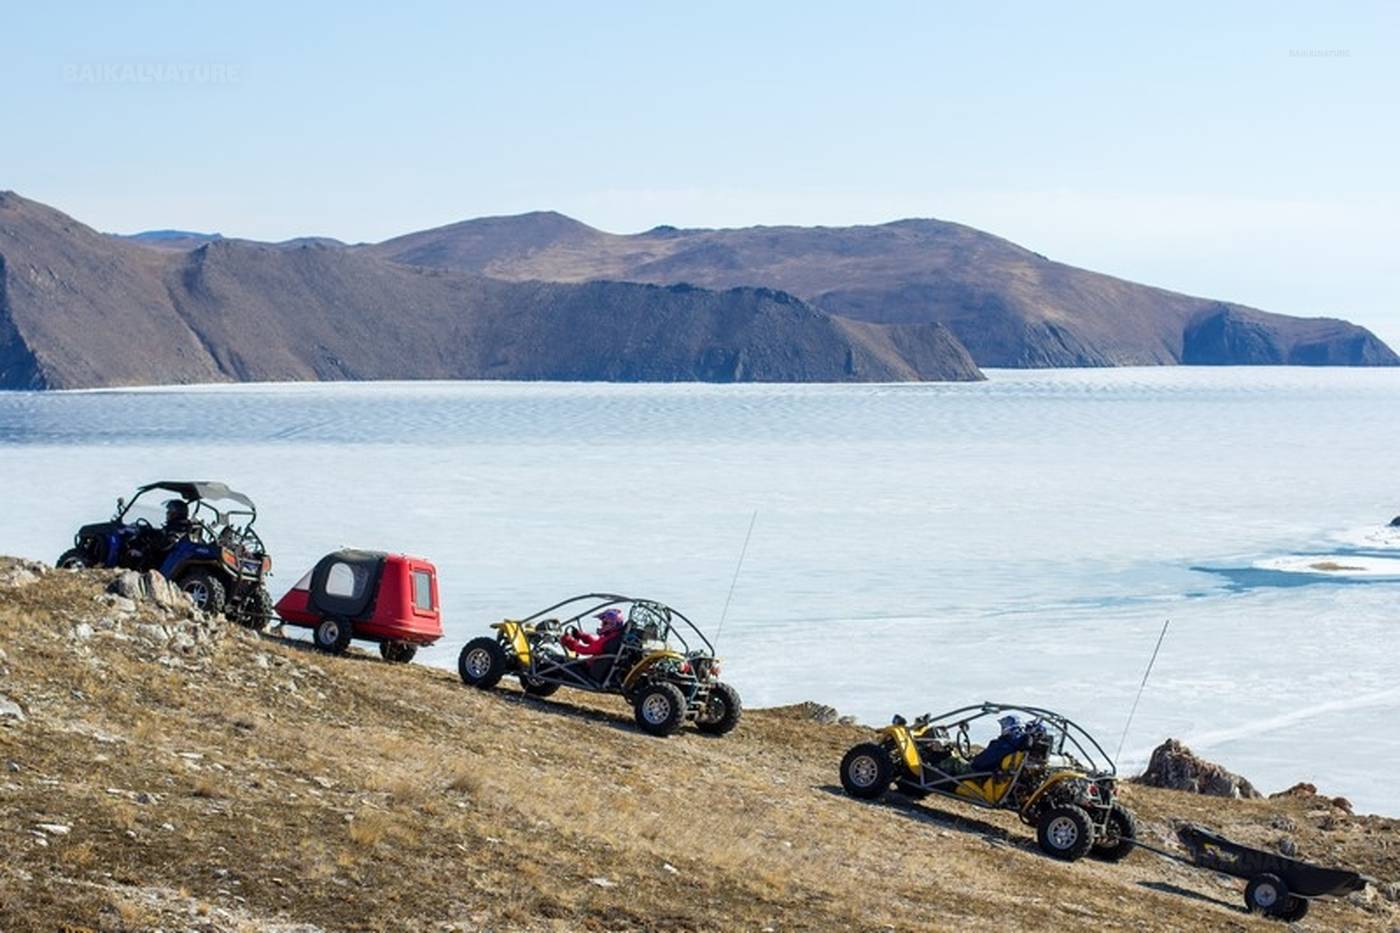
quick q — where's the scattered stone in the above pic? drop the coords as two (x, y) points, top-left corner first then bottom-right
(589, 877), (617, 888)
(1135, 739), (1260, 799)
(1270, 815), (1297, 832)
(161, 822), (176, 832)
(791, 701), (842, 724)
(1277, 836), (1298, 856)
(71, 622), (94, 641)
(662, 863), (678, 874)
(35, 823), (72, 835)
(0, 695), (26, 722)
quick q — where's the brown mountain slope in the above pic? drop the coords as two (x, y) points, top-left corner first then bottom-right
(0, 193), (981, 389)
(366, 214), (1398, 368)
(1, 560), (1396, 930)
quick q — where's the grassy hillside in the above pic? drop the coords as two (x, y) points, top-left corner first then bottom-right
(0, 559), (1396, 930)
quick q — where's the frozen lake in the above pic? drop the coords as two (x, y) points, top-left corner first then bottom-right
(2, 369), (1398, 812)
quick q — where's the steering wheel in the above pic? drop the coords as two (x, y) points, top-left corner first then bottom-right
(562, 621), (581, 637)
(133, 518), (151, 529)
(955, 722), (973, 759)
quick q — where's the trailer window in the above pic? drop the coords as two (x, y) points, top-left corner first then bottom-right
(326, 562), (360, 598)
(412, 570), (433, 611)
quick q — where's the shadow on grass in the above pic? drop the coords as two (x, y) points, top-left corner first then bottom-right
(814, 784), (1039, 855)
(1138, 880), (1241, 913)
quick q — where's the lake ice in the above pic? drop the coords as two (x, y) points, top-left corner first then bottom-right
(1, 368), (1397, 813)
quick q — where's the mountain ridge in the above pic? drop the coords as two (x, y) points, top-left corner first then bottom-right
(0, 192), (981, 389)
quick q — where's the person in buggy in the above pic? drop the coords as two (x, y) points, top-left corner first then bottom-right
(932, 714), (1039, 780)
(560, 608), (626, 657)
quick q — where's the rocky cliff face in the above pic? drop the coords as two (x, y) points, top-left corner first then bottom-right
(0, 192), (982, 389)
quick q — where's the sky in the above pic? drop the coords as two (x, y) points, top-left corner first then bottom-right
(3, 1), (1398, 345)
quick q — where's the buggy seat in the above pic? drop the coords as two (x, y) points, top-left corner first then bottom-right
(954, 751), (1027, 804)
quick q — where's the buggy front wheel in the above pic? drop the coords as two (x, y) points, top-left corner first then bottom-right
(840, 743), (893, 800)
(633, 682), (687, 736)
(1036, 805), (1095, 861)
(1090, 802), (1137, 862)
(695, 682), (742, 736)
(57, 548), (91, 570)
(459, 637), (508, 689)
(313, 616), (353, 654)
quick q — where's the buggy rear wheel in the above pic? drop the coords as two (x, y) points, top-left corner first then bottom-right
(1036, 805), (1095, 861)
(1244, 873), (1289, 916)
(518, 673), (560, 697)
(840, 742), (893, 800)
(312, 616), (353, 654)
(695, 681), (742, 736)
(458, 637), (508, 689)
(57, 548), (91, 570)
(1091, 802), (1137, 862)
(633, 681), (687, 736)
(178, 570), (227, 615)
(379, 641), (418, 664)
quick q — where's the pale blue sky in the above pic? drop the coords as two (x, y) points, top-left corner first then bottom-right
(4, 2), (1397, 344)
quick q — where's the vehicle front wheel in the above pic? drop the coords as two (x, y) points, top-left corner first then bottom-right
(1036, 804), (1095, 861)
(518, 673), (560, 697)
(695, 681), (742, 736)
(840, 742), (893, 800)
(313, 617), (353, 654)
(379, 641), (418, 664)
(178, 570), (227, 615)
(57, 548), (91, 570)
(1244, 873), (1289, 916)
(1091, 802), (1138, 862)
(633, 681), (687, 736)
(458, 637), (508, 689)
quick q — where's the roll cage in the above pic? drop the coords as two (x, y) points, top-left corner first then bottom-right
(116, 481), (266, 556)
(894, 702), (1116, 810)
(512, 593), (714, 693)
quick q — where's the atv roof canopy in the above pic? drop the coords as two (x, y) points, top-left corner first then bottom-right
(136, 481), (256, 511)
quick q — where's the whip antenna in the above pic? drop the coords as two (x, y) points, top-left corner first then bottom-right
(1115, 618), (1171, 765)
(713, 510), (758, 646)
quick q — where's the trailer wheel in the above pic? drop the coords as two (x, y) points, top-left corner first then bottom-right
(1036, 805), (1095, 861)
(840, 742), (893, 800)
(633, 681), (687, 736)
(1273, 895), (1309, 922)
(379, 641), (418, 664)
(178, 570), (227, 615)
(1091, 802), (1138, 862)
(57, 548), (91, 570)
(458, 637), (507, 689)
(518, 673), (560, 697)
(1244, 873), (1289, 915)
(312, 616), (353, 654)
(695, 681), (742, 735)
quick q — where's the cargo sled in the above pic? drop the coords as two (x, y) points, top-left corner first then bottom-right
(275, 550), (442, 662)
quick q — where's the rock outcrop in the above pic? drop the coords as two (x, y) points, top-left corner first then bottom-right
(1135, 738), (1261, 799)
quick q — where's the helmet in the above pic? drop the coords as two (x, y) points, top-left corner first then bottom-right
(997, 714), (1022, 734)
(164, 499), (189, 523)
(595, 608), (625, 631)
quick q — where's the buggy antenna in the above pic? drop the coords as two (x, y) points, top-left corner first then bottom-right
(713, 510), (758, 647)
(1114, 618), (1171, 766)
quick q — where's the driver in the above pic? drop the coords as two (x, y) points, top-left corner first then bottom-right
(163, 499), (194, 544)
(969, 715), (1034, 772)
(561, 608), (625, 656)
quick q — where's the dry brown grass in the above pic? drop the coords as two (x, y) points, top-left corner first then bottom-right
(2, 563), (1398, 931)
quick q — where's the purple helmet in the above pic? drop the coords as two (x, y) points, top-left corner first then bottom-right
(595, 608), (625, 630)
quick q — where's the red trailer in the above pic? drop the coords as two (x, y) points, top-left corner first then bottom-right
(275, 549), (442, 662)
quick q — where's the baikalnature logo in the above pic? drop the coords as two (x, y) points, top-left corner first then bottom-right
(63, 63), (243, 85)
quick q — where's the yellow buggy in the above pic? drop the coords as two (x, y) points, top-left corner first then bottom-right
(839, 702), (1136, 862)
(457, 594), (741, 737)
